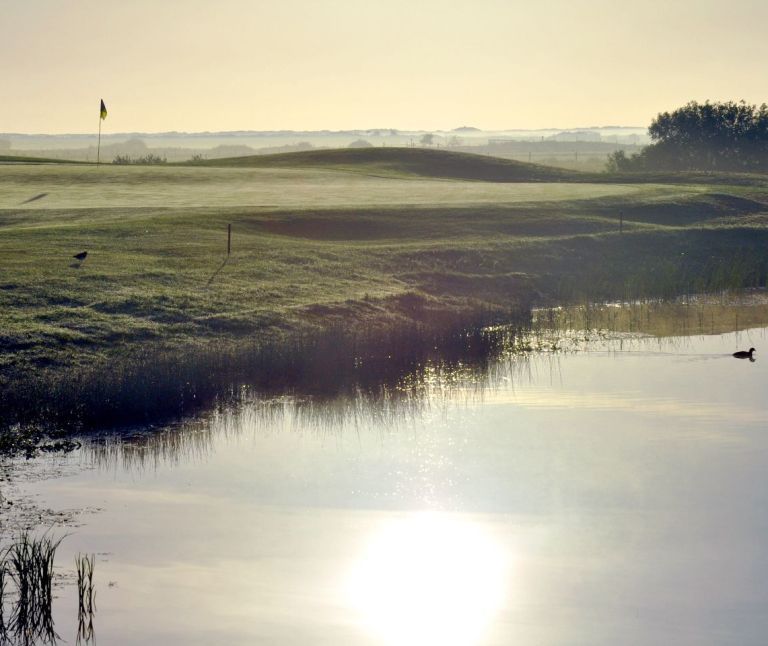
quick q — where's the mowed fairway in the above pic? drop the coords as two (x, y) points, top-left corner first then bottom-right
(0, 150), (765, 374)
(0, 164), (646, 210)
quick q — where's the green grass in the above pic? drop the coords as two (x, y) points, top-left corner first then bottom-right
(0, 162), (646, 210)
(191, 146), (768, 186)
(2, 148), (768, 426)
(0, 154), (84, 164)
(190, 146), (582, 182)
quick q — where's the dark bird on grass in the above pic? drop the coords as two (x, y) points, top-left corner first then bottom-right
(73, 251), (88, 261)
(733, 347), (755, 360)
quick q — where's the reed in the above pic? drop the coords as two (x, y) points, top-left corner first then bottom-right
(75, 553), (95, 645)
(2, 532), (63, 645)
(0, 558), (7, 637)
(0, 305), (526, 451)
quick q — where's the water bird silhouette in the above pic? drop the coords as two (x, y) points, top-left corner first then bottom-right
(732, 347), (756, 360)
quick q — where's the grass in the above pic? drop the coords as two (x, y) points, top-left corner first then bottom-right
(190, 146), (584, 182)
(1, 308), (524, 441)
(75, 553), (95, 644)
(0, 535), (97, 645)
(2, 148), (768, 441)
(0, 533), (64, 645)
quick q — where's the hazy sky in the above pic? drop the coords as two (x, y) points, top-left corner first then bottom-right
(2, 0), (767, 133)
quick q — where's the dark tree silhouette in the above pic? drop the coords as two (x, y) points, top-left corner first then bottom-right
(609, 101), (768, 172)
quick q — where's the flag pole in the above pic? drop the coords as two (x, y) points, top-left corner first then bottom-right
(97, 113), (102, 165)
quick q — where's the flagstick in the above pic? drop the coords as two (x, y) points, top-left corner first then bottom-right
(97, 115), (102, 166)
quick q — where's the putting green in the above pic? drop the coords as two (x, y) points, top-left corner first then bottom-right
(0, 164), (648, 210)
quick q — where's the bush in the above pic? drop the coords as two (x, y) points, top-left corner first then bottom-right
(112, 153), (167, 165)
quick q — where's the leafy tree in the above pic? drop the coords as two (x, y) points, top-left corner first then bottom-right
(608, 100), (768, 172)
(420, 133), (435, 146)
(606, 150), (631, 172)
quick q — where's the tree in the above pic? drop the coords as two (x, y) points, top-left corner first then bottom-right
(613, 100), (768, 172)
(419, 133), (435, 146)
(606, 150), (632, 172)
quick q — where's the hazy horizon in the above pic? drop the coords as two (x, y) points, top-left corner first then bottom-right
(1, 124), (646, 137)
(3, 0), (767, 134)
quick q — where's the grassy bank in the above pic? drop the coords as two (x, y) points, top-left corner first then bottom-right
(2, 148), (768, 442)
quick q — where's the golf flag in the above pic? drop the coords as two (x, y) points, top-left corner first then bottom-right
(100, 99), (108, 120)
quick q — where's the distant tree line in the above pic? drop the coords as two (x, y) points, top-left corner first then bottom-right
(608, 101), (768, 172)
(113, 153), (167, 165)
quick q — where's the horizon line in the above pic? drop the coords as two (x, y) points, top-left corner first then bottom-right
(1, 125), (648, 138)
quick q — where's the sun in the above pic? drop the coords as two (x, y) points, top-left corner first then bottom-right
(346, 513), (508, 646)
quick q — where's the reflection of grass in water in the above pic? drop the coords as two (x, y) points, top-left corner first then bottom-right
(0, 562), (6, 635)
(0, 532), (64, 645)
(85, 332), (547, 472)
(535, 289), (768, 339)
(2, 308), (525, 446)
(0, 536), (98, 646)
(75, 553), (95, 645)
(82, 291), (768, 471)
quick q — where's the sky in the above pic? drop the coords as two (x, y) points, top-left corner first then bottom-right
(2, 0), (767, 134)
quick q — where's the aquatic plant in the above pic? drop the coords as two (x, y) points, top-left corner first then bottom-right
(0, 306), (526, 450)
(3, 532), (63, 645)
(75, 553), (95, 645)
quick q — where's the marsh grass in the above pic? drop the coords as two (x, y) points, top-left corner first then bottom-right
(3, 152), (768, 448)
(0, 561), (7, 636)
(534, 289), (768, 340)
(0, 305), (525, 446)
(75, 554), (95, 645)
(0, 533), (64, 645)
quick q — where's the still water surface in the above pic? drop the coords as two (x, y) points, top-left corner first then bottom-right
(8, 311), (768, 645)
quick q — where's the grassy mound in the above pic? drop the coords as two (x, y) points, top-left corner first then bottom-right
(2, 155), (768, 438)
(0, 154), (83, 164)
(193, 146), (580, 182)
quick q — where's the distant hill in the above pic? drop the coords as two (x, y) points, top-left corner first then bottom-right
(195, 147), (582, 182)
(0, 154), (83, 164)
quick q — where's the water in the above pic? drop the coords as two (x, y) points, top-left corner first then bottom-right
(3, 304), (768, 645)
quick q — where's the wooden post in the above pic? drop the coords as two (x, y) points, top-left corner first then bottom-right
(97, 115), (102, 166)
(227, 223), (231, 255)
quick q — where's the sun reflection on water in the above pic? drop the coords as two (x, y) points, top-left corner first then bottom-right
(346, 513), (508, 646)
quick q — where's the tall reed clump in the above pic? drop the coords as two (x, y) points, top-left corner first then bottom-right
(2, 532), (63, 644)
(0, 305), (529, 445)
(75, 553), (95, 644)
(0, 559), (7, 637)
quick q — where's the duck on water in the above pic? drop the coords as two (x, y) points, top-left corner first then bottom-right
(733, 347), (756, 360)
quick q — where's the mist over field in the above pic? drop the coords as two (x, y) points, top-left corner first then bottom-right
(0, 126), (648, 172)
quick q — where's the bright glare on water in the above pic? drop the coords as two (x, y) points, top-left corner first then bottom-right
(346, 513), (507, 646)
(5, 300), (768, 645)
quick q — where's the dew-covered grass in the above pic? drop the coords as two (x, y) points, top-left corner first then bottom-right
(1, 149), (768, 435)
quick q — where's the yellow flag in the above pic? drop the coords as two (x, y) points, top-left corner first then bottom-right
(100, 99), (108, 120)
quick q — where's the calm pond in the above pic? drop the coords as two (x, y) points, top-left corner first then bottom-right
(3, 295), (768, 645)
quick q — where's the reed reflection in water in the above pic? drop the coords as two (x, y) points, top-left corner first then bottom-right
(82, 346), (543, 474)
(0, 535), (95, 646)
(21, 294), (768, 645)
(81, 310), (742, 475)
